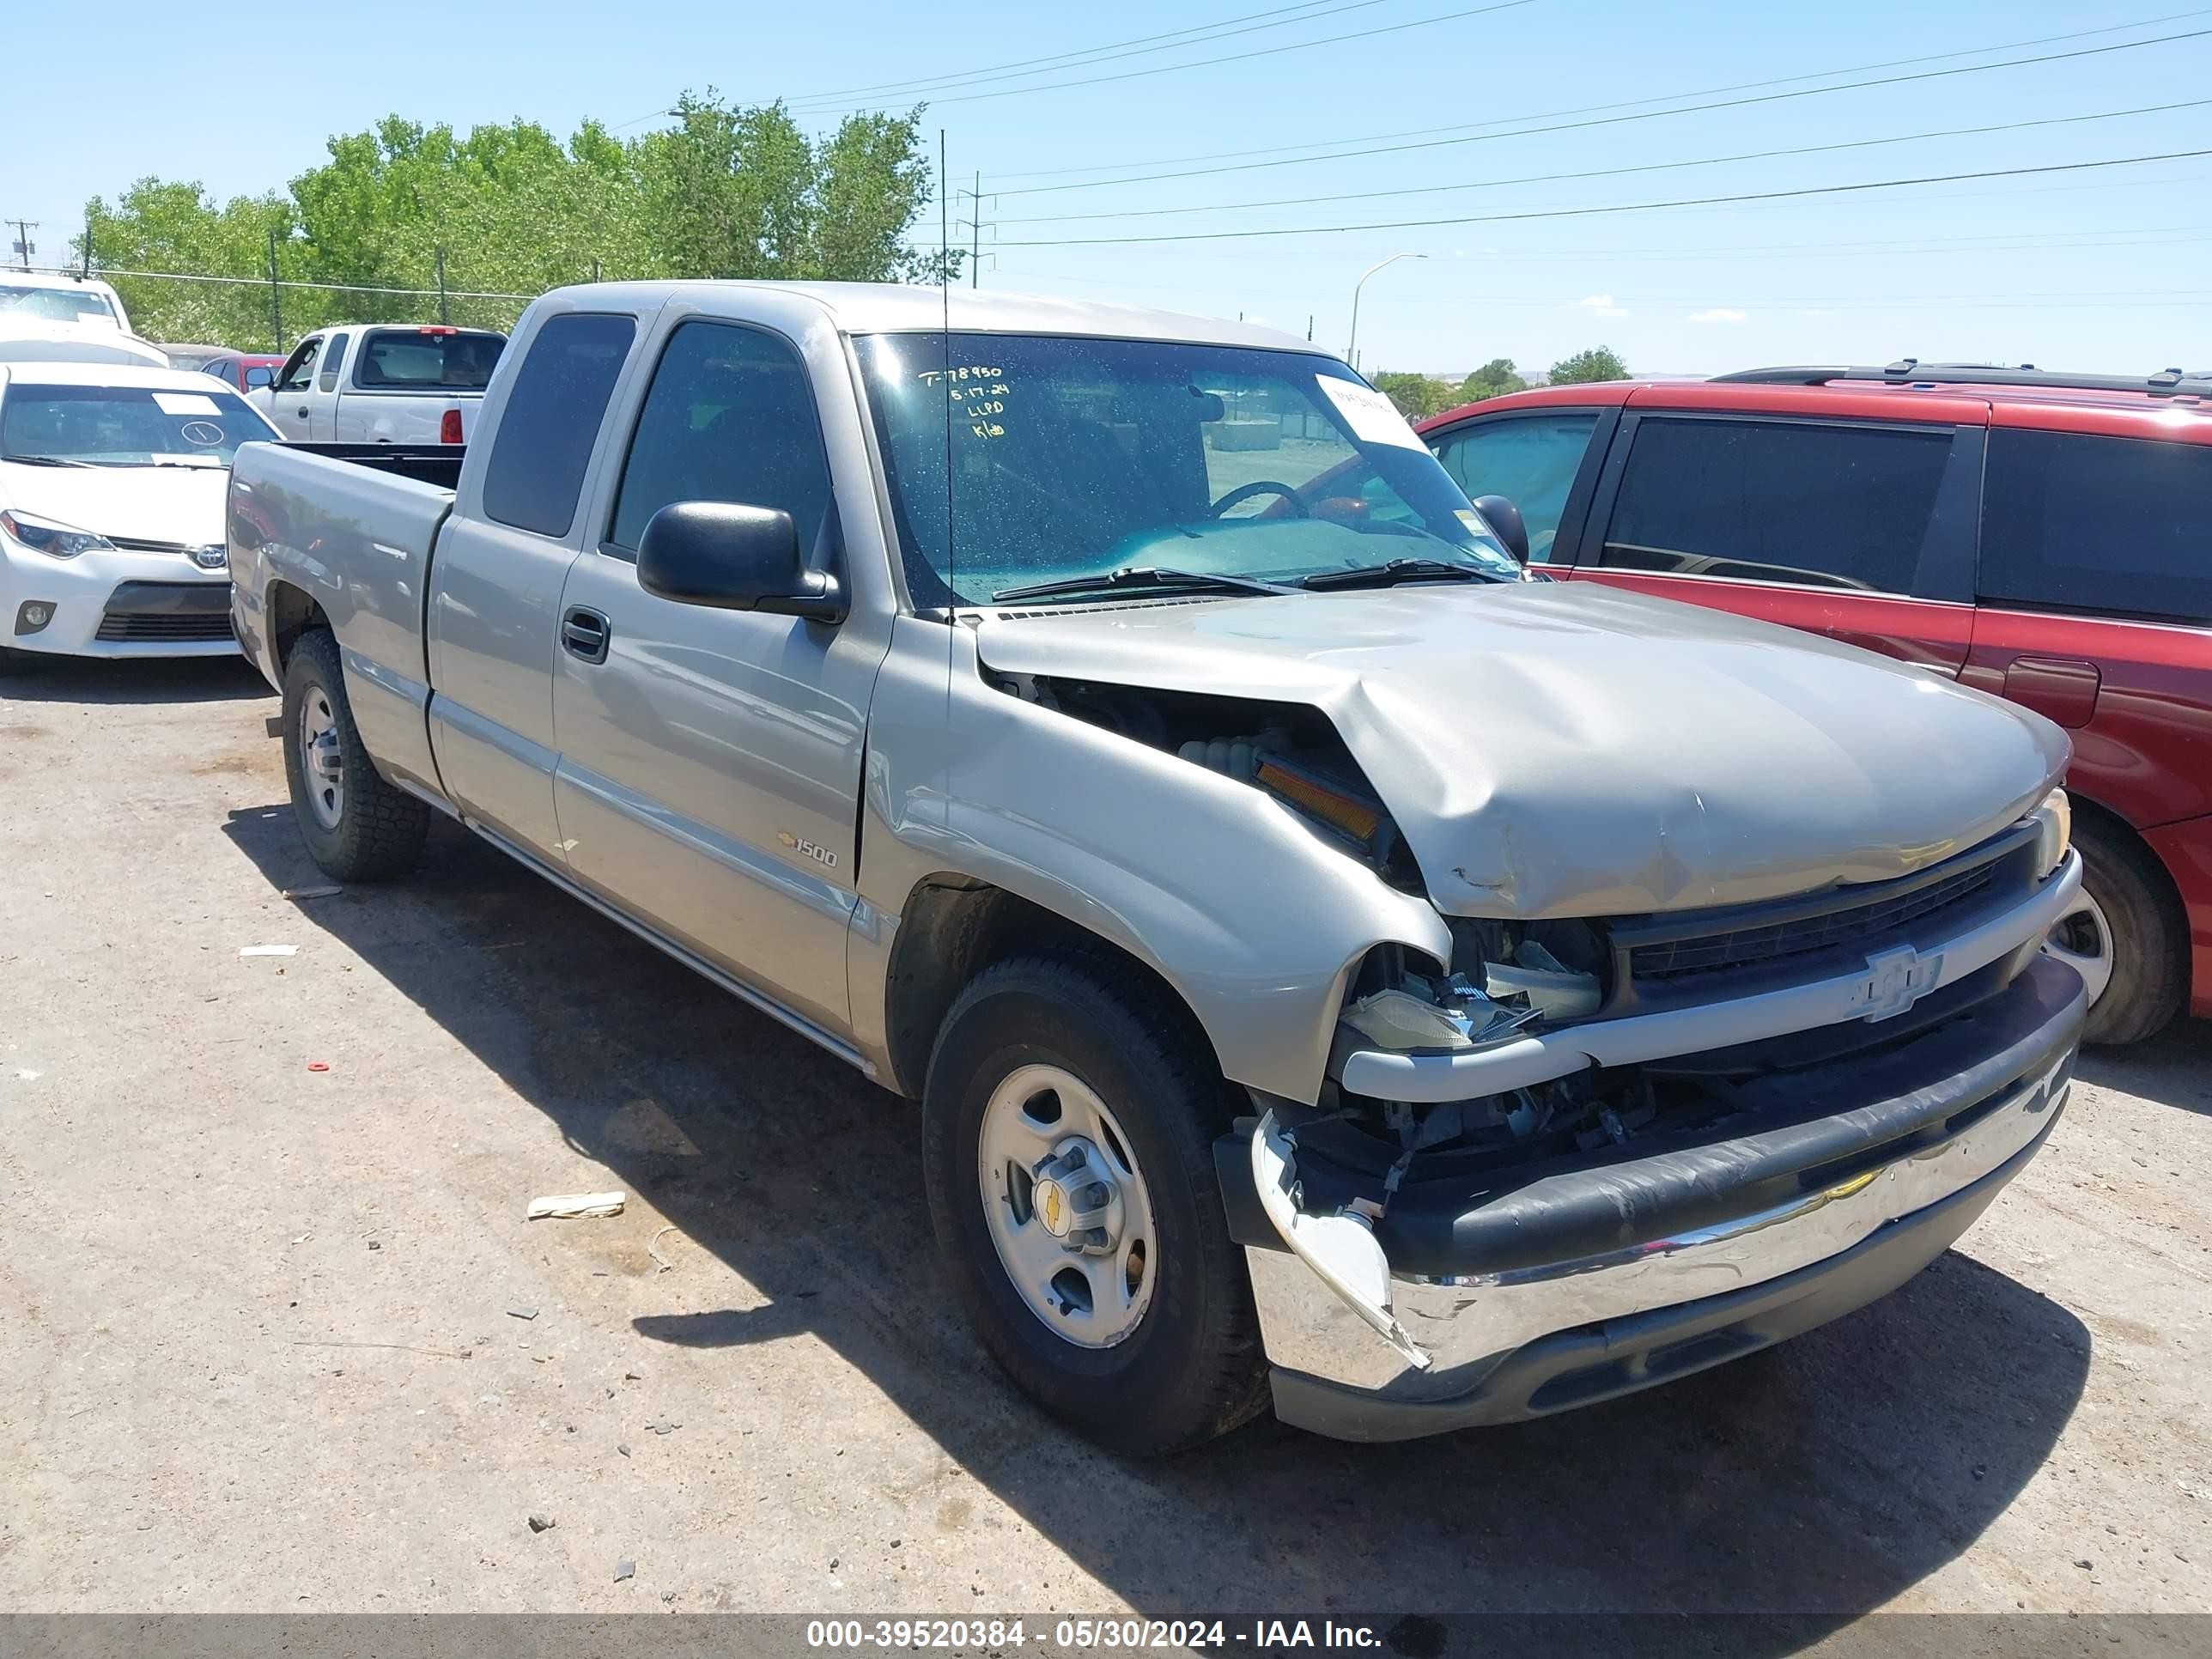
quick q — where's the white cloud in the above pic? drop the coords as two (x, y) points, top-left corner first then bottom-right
(1579, 293), (1627, 319)
(1689, 307), (1748, 325)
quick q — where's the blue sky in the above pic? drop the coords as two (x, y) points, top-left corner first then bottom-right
(5, 0), (2208, 376)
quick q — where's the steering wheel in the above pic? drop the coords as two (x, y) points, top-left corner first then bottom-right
(1207, 480), (1310, 518)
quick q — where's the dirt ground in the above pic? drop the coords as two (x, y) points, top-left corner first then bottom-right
(2, 655), (2208, 1631)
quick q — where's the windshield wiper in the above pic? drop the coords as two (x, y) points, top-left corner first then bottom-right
(992, 565), (1295, 603)
(1298, 556), (1499, 592)
(2, 453), (96, 468)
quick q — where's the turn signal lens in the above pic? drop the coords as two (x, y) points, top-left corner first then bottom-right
(1255, 757), (1382, 842)
(2032, 787), (2072, 879)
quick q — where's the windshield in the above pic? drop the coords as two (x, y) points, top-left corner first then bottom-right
(0, 382), (281, 466)
(356, 327), (505, 390)
(0, 286), (117, 325)
(855, 332), (1518, 605)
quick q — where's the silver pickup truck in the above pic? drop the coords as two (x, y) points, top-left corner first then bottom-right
(228, 282), (2087, 1453)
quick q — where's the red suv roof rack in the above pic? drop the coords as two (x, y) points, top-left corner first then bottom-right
(1711, 360), (2211, 398)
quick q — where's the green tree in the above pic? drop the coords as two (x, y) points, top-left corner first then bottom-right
(1459, 356), (1525, 400)
(1369, 370), (1456, 418)
(1548, 346), (1629, 386)
(77, 91), (950, 350)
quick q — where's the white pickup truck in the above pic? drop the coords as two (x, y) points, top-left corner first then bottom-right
(228, 282), (2086, 1453)
(249, 324), (505, 444)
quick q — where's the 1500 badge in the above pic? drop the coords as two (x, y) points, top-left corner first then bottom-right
(776, 832), (838, 869)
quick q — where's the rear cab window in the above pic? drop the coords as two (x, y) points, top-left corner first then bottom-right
(1979, 425), (2210, 623)
(317, 332), (350, 393)
(481, 313), (637, 539)
(1595, 415), (1974, 596)
(355, 327), (506, 392)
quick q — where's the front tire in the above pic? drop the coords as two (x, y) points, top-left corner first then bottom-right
(922, 956), (1268, 1456)
(281, 629), (429, 881)
(2050, 816), (2186, 1047)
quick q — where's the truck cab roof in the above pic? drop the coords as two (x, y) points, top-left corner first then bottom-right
(544, 279), (1312, 352)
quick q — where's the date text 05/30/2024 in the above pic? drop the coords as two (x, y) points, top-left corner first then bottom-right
(805, 1620), (1386, 1650)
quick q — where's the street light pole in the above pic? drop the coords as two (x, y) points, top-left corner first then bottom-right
(1346, 251), (1425, 369)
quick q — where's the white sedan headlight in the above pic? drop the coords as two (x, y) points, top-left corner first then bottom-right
(1, 507), (114, 560)
(2031, 787), (2072, 879)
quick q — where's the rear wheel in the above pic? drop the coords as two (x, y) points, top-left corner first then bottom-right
(922, 956), (1268, 1456)
(281, 629), (429, 881)
(2048, 816), (2185, 1047)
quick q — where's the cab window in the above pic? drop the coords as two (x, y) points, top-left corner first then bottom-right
(605, 320), (834, 561)
(317, 332), (350, 393)
(274, 338), (320, 393)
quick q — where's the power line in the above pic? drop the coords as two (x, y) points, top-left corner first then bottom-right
(988, 21), (2212, 196)
(994, 98), (2212, 225)
(787, 0), (1388, 103)
(790, 0), (1542, 115)
(993, 146), (2212, 246)
(985, 6), (2212, 184)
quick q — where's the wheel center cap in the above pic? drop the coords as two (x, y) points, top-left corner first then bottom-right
(1030, 1139), (1123, 1254)
(1036, 1176), (1073, 1239)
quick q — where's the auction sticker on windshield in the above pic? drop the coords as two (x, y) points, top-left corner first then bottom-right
(1316, 375), (1425, 450)
(153, 392), (222, 416)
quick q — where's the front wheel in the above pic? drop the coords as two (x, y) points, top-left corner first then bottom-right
(281, 629), (430, 882)
(922, 956), (1268, 1456)
(2047, 816), (2186, 1047)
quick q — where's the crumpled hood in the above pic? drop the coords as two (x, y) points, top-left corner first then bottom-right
(0, 461), (228, 548)
(973, 581), (2070, 918)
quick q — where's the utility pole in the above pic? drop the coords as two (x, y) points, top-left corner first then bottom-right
(79, 213), (93, 279)
(267, 226), (284, 354)
(955, 175), (992, 289)
(8, 220), (36, 271)
(434, 245), (450, 325)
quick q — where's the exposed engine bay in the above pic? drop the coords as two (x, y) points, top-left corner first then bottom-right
(994, 668), (2039, 1200)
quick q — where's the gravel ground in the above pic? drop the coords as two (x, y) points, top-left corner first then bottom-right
(1, 656), (2208, 1630)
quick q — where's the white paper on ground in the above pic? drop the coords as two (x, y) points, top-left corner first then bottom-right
(1316, 375), (1427, 451)
(526, 1191), (627, 1220)
(153, 392), (222, 416)
(239, 944), (298, 957)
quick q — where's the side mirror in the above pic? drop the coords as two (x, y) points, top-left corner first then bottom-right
(637, 501), (845, 623)
(1471, 493), (1529, 565)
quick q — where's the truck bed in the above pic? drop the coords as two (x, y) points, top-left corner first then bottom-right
(228, 439), (457, 798)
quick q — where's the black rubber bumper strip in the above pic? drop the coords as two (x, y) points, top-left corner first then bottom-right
(1267, 1098), (2060, 1443)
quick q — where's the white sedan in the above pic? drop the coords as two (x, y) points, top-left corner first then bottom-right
(0, 362), (283, 669)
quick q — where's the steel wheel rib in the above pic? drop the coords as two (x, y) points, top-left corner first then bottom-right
(2044, 887), (2115, 1007)
(301, 687), (344, 830)
(976, 1062), (1157, 1349)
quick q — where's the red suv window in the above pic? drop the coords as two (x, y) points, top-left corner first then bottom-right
(1980, 428), (2210, 623)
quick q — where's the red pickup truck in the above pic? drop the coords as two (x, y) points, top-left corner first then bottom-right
(1419, 362), (2210, 1047)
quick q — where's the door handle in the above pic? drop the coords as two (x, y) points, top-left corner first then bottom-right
(562, 605), (611, 664)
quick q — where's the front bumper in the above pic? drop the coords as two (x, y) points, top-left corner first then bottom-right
(3, 540), (237, 659)
(1222, 951), (2084, 1441)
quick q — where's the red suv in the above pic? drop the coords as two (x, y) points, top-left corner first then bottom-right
(1418, 362), (2211, 1046)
